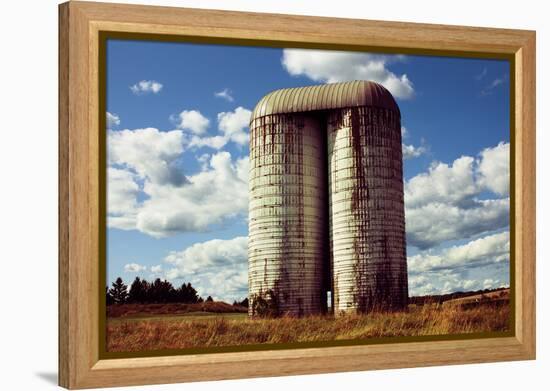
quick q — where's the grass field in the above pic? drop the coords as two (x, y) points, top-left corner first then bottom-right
(107, 301), (247, 318)
(108, 312), (248, 323)
(106, 299), (509, 352)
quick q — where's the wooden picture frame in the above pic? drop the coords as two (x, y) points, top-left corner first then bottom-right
(58, 1), (536, 388)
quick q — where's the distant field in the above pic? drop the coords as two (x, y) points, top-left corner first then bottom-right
(107, 301), (247, 318)
(108, 312), (248, 323)
(443, 288), (509, 308)
(106, 299), (510, 352)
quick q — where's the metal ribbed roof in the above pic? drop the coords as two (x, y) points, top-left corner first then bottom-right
(251, 80), (399, 122)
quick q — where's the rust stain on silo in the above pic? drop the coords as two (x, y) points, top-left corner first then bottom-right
(249, 80), (408, 317)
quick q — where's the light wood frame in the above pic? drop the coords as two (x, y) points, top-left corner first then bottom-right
(59, 1), (536, 389)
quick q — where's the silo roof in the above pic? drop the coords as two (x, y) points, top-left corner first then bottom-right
(251, 80), (399, 122)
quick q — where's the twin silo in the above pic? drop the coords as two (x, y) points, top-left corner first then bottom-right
(248, 80), (408, 316)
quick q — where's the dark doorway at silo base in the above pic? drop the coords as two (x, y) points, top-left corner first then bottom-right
(248, 81), (409, 318)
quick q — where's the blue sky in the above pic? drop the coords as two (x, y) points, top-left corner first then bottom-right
(106, 39), (510, 301)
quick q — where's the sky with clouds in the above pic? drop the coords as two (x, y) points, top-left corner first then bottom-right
(106, 39), (510, 302)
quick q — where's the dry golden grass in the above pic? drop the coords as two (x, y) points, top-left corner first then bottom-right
(106, 302), (509, 352)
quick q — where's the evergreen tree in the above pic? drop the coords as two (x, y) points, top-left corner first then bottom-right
(206, 295), (214, 302)
(176, 282), (199, 303)
(148, 278), (176, 303)
(106, 286), (114, 306)
(232, 298), (248, 308)
(108, 277), (128, 305)
(107, 277), (205, 304)
(128, 277), (149, 303)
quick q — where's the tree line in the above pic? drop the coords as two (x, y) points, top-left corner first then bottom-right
(106, 276), (248, 307)
(107, 277), (207, 305)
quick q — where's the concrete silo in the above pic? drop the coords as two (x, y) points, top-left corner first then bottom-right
(248, 80), (408, 317)
(327, 99), (407, 314)
(248, 110), (328, 317)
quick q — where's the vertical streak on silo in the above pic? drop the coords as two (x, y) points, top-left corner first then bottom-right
(248, 114), (327, 316)
(328, 106), (408, 315)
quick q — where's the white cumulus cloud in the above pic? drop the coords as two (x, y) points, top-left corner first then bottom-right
(150, 265), (163, 274)
(400, 126), (427, 159)
(483, 278), (502, 290)
(405, 143), (510, 249)
(106, 123), (249, 237)
(189, 107), (251, 150)
(176, 110), (210, 135)
(406, 156), (479, 209)
(407, 232), (510, 296)
(217, 107), (251, 146)
(408, 231), (509, 274)
(189, 135), (227, 150)
(130, 80), (163, 95)
(136, 151), (249, 237)
(406, 198), (509, 250)
(107, 167), (140, 229)
(124, 263), (147, 273)
(164, 236), (248, 301)
(402, 143), (427, 159)
(106, 112), (120, 127)
(281, 49), (414, 99)
(108, 128), (186, 186)
(477, 142), (509, 195)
